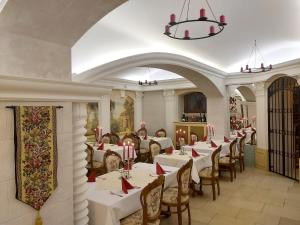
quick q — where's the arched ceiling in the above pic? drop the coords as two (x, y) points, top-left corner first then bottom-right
(0, 0), (127, 46)
(72, 0), (300, 74)
(237, 86), (256, 102)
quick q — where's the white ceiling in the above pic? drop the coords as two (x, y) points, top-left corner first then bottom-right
(109, 67), (183, 81)
(72, 0), (300, 75)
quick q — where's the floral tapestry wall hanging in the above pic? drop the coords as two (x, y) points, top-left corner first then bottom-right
(12, 106), (58, 225)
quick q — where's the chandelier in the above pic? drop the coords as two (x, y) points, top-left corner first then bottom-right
(240, 40), (272, 73)
(163, 0), (227, 40)
(138, 80), (158, 86)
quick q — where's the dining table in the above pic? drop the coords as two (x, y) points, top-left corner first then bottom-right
(154, 150), (211, 184)
(87, 162), (179, 225)
(139, 136), (174, 150)
(183, 139), (231, 157)
(93, 143), (137, 162)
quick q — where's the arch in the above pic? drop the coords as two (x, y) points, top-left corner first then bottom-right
(237, 85), (256, 102)
(73, 52), (226, 97)
(266, 73), (296, 88)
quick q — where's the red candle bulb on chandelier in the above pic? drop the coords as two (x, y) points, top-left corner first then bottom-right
(200, 8), (205, 18)
(220, 15), (225, 24)
(209, 26), (215, 35)
(184, 30), (190, 39)
(165, 25), (170, 35)
(170, 13), (176, 24)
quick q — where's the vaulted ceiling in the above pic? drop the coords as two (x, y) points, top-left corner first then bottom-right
(72, 0), (300, 75)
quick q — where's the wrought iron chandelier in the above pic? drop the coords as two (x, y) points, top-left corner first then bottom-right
(138, 80), (158, 86)
(240, 40), (272, 73)
(163, 0), (227, 40)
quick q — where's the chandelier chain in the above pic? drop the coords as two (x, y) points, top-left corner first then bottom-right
(174, 0), (188, 37)
(205, 0), (219, 31)
(187, 0), (191, 20)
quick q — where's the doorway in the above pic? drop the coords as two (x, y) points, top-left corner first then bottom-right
(268, 76), (299, 180)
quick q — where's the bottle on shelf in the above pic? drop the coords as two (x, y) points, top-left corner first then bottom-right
(181, 113), (186, 122)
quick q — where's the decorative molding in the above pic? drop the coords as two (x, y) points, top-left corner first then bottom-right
(72, 103), (89, 225)
(255, 148), (269, 171)
(225, 58), (300, 86)
(0, 74), (111, 102)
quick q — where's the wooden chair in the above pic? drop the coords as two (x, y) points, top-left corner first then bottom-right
(85, 143), (104, 176)
(233, 135), (246, 172)
(155, 128), (167, 137)
(101, 133), (111, 144)
(219, 139), (237, 182)
(110, 132), (120, 144)
(250, 130), (256, 145)
(198, 145), (222, 200)
(161, 159), (193, 225)
(103, 150), (123, 173)
(120, 175), (165, 225)
(149, 140), (161, 163)
(132, 133), (150, 162)
(137, 127), (148, 138)
(190, 132), (199, 143)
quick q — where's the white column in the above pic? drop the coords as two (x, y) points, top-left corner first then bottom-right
(163, 90), (178, 138)
(254, 82), (268, 149)
(99, 94), (110, 133)
(73, 103), (89, 225)
(206, 96), (228, 138)
(134, 91), (143, 131)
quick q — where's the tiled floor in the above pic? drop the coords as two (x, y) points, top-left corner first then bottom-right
(161, 167), (300, 225)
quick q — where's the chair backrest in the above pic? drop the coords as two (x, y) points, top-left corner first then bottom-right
(190, 132), (199, 142)
(103, 150), (122, 173)
(137, 128), (148, 137)
(130, 133), (141, 150)
(149, 140), (161, 163)
(176, 159), (193, 203)
(102, 133), (111, 144)
(155, 128), (167, 137)
(250, 131), (256, 145)
(229, 139), (238, 161)
(140, 175), (165, 225)
(239, 135), (246, 155)
(110, 132), (120, 144)
(85, 143), (94, 168)
(122, 134), (133, 145)
(211, 145), (222, 176)
(179, 137), (186, 148)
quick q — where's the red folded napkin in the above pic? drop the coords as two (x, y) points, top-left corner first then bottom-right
(192, 149), (200, 157)
(117, 141), (123, 146)
(87, 171), (96, 182)
(211, 140), (218, 148)
(97, 143), (104, 150)
(144, 135), (147, 140)
(246, 124), (252, 128)
(189, 140), (195, 146)
(165, 147), (173, 155)
(224, 136), (230, 143)
(237, 132), (243, 137)
(200, 136), (207, 142)
(156, 162), (165, 175)
(121, 177), (134, 194)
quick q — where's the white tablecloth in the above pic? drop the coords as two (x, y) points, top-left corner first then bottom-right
(154, 150), (211, 184)
(140, 136), (174, 150)
(87, 163), (178, 225)
(183, 139), (230, 158)
(93, 144), (137, 162)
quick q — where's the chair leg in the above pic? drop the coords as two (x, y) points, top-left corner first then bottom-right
(233, 164), (237, 179)
(212, 183), (216, 200)
(230, 167), (233, 182)
(199, 178), (203, 195)
(177, 205), (182, 225)
(187, 203), (191, 225)
(239, 159), (243, 172)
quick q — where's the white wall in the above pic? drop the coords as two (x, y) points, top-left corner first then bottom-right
(0, 102), (73, 225)
(142, 91), (165, 136)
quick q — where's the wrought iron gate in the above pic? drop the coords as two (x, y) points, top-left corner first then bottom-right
(268, 76), (299, 180)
